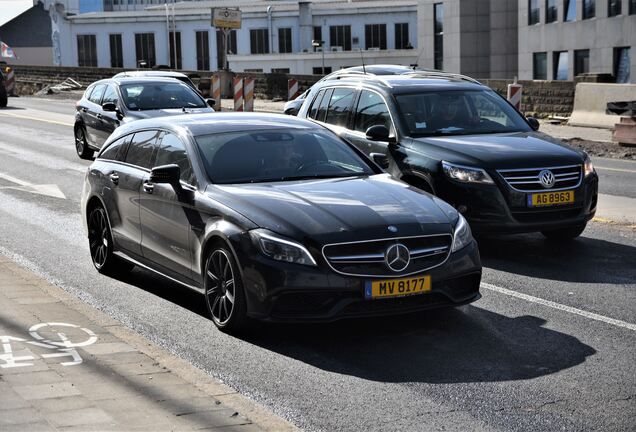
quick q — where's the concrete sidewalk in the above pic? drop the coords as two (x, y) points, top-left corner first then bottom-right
(0, 255), (296, 432)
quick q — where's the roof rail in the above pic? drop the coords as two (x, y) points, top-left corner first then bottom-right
(327, 73), (394, 88)
(400, 70), (482, 84)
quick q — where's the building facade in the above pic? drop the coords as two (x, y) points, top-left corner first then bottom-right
(0, 2), (53, 66)
(519, 0), (635, 83)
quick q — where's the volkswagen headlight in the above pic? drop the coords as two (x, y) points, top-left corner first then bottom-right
(250, 229), (316, 266)
(451, 214), (473, 253)
(442, 161), (494, 184)
(584, 155), (595, 177)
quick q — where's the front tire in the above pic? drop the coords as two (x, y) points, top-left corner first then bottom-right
(204, 245), (248, 333)
(88, 205), (134, 275)
(541, 223), (587, 240)
(0, 84), (7, 108)
(75, 126), (94, 160)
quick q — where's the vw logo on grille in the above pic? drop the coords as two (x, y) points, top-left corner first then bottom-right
(385, 243), (410, 272)
(539, 169), (555, 188)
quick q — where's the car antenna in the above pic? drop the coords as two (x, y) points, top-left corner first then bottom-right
(412, 47), (425, 70)
(359, 49), (366, 74)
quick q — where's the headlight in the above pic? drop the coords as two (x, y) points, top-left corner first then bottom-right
(250, 229), (316, 266)
(451, 214), (473, 253)
(442, 161), (494, 184)
(584, 155), (595, 177)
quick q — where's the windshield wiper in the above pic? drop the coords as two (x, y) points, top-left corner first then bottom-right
(242, 173), (364, 183)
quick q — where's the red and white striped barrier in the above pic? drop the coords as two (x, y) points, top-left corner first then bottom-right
(507, 82), (523, 111)
(212, 74), (221, 111)
(233, 77), (244, 112)
(243, 77), (255, 112)
(4, 67), (15, 95)
(287, 79), (300, 101)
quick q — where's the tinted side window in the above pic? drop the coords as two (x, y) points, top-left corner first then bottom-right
(88, 84), (106, 104)
(84, 84), (95, 100)
(354, 90), (392, 132)
(100, 134), (130, 161)
(325, 87), (356, 127)
(315, 88), (333, 123)
(155, 133), (195, 184)
(101, 85), (119, 105)
(308, 89), (325, 119)
(125, 130), (161, 169)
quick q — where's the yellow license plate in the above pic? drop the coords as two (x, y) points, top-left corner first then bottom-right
(365, 275), (431, 299)
(528, 190), (575, 207)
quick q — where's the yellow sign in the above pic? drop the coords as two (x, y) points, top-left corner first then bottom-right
(213, 8), (241, 29)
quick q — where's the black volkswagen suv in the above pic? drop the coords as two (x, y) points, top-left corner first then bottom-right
(74, 77), (214, 159)
(81, 113), (481, 332)
(297, 72), (598, 239)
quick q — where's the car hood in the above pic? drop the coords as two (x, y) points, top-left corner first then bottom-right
(409, 131), (585, 169)
(208, 174), (455, 244)
(125, 107), (213, 120)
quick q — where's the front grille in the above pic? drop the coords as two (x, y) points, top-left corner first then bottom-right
(497, 165), (582, 192)
(322, 234), (452, 277)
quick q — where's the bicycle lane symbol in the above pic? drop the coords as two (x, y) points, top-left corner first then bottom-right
(0, 322), (98, 368)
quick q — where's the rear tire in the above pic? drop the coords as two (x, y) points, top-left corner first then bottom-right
(203, 244), (249, 334)
(88, 205), (134, 275)
(75, 126), (94, 160)
(0, 84), (7, 108)
(541, 223), (586, 240)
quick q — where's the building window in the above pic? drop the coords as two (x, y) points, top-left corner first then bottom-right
(574, 49), (590, 76)
(169, 31), (181, 70)
(564, 0), (576, 21)
(250, 29), (269, 54)
(434, 3), (443, 70)
(77, 34), (97, 67)
(329, 25), (351, 51)
(615, 47), (631, 83)
(608, 0), (621, 16)
(313, 26), (322, 51)
(313, 67), (332, 75)
(109, 34), (122, 68)
(582, 0), (595, 18)
(272, 68), (290, 73)
(395, 23), (410, 49)
(631, 0), (636, 14)
(278, 28), (292, 53)
(365, 24), (387, 50)
(533, 52), (547, 79)
(529, 0), (540, 24)
(553, 51), (569, 80)
(546, 0), (558, 22)
(135, 33), (155, 68)
(195, 31), (209, 71)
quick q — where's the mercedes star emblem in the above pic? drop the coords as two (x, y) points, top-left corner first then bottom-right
(385, 243), (410, 272)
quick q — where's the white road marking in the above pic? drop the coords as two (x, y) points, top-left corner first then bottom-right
(0, 172), (66, 199)
(482, 282), (636, 332)
(595, 166), (636, 174)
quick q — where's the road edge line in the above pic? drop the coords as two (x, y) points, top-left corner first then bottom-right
(481, 282), (636, 332)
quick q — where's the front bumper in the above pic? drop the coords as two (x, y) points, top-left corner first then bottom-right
(435, 173), (598, 234)
(232, 238), (482, 323)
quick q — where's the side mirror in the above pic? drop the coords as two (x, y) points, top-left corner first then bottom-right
(365, 125), (396, 144)
(206, 98), (215, 107)
(102, 102), (117, 112)
(150, 164), (180, 186)
(526, 116), (540, 131)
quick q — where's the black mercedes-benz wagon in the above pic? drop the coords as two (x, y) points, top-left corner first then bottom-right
(81, 113), (481, 332)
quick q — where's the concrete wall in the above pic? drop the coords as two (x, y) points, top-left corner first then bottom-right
(518, 0), (636, 82)
(569, 82), (636, 128)
(1, 47), (53, 67)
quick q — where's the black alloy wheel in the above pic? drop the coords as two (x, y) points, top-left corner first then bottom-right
(88, 205), (133, 275)
(541, 223), (587, 240)
(75, 126), (94, 160)
(204, 246), (247, 332)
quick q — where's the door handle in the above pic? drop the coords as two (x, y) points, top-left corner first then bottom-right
(109, 172), (119, 185)
(96, 113), (103, 120)
(143, 182), (154, 194)
(81, 107), (87, 112)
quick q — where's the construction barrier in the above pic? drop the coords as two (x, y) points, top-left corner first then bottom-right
(243, 77), (254, 112)
(233, 77), (244, 112)
(507, 81), (522, 111)
(212, 74), (221, 111)
(287, 78), (300, 101)
(569, 83), (636, 129)
(4, 66), (15, 95)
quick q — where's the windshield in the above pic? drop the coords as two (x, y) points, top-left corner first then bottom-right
(396, 90), (531, 136)
(196, 129), (376, 184)
(120, 82), (206, 110)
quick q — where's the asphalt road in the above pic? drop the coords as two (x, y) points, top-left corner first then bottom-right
(0, 98), (634, 432)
